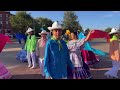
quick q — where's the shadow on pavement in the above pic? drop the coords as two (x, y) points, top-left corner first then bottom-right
(90, 69), (120, 79)
(11, 74), (45, 79)
(89, 55), (112, 69)
(90, 69), (108, 79)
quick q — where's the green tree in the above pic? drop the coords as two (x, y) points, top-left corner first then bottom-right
(84, 28), (90, 36)
(104, 27), (112, 33)
(35, 17), (53, 32)
(85, 28), (90, 31)
(62, 11), (83, 32)
(32, 19), (41, 36)
(10, 11), (34, 34)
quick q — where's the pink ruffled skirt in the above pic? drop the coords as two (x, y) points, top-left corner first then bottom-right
(0, 62), (12, 79)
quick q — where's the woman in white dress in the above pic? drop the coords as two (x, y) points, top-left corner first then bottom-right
(67, 31), (93, 79)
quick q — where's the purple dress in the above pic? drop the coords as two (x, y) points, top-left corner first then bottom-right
(67, 39), (92, 79)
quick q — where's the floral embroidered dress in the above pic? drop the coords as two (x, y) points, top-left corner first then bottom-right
(67, 39), (92, 79)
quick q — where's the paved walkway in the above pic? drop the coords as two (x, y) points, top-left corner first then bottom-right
(0, 39), (120, 79)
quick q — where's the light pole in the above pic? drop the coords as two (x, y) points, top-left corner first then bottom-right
(33, 19), (35, 34)
(119, 24), (120, 31)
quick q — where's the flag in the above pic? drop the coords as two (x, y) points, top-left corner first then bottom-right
(89, 30), (110, 42)
(0, 34), (11, 53)
(78, 32), (107, 56)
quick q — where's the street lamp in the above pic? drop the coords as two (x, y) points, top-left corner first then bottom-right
(32, 19), (35, 34)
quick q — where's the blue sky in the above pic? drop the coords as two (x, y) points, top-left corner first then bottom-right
(10, 11), (120, 30)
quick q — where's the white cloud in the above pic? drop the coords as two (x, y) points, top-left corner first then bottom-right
(102, 11), (120, 18)
(112, 11), (120, 13)
(103, 14), (113, 18)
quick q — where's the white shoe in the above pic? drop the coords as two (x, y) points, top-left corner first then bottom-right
(111, 75), (118, 79)
(30, 66), (37, 69)
(104, 73), (118, 79)
(42, 73), (45, 77)
(104, 73), (111, 78)
(28, 65), (32, 68)
(105, 74), (112, 78)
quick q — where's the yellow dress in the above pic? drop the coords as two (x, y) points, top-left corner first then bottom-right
(109, 36), (120, 61)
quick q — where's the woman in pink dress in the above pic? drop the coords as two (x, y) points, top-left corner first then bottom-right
(0, 34), (12, 79)
(67, 30), (93, 79)
(0, 61), (12, 79)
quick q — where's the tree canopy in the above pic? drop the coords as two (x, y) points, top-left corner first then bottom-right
(10, 11), (34, 34)
(62, 11), (83, 32)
